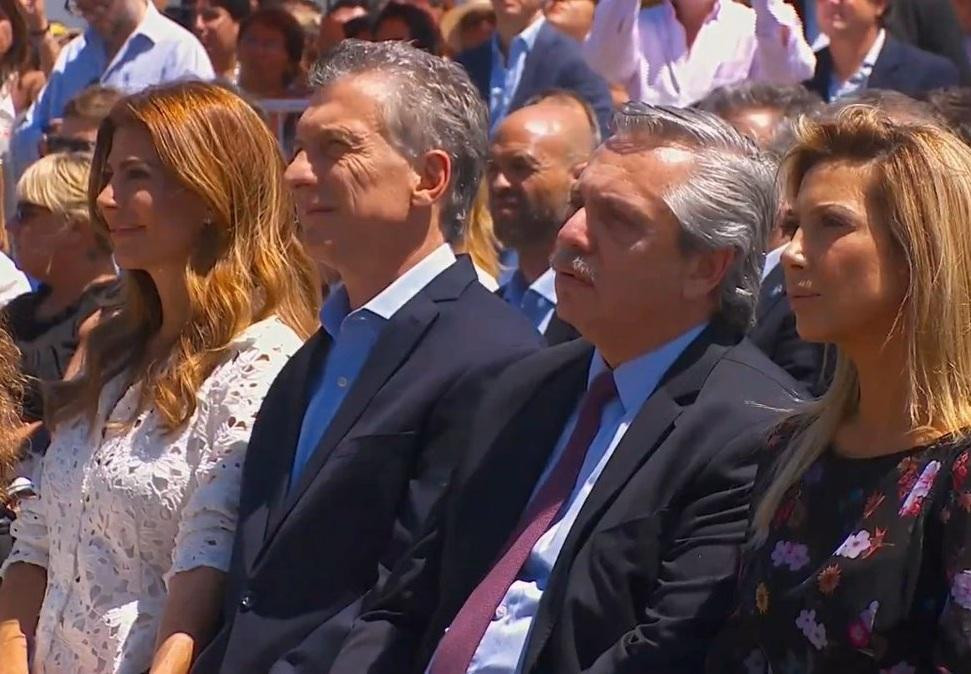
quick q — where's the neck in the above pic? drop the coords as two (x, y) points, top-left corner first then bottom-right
(147, 267), (191, 361)
(41, 258), (116, 315)
(101, 1), (146, 59)
(673, 0), (715, 47)
(213, 52), (237, 81)
(516, 240), (553, 284)
(341, 230), (446, 310)
(496, 11), (540, 53)
(840, 331), (945, 453)
(594, 304), (711, 369)
(829, 26), (881, 82)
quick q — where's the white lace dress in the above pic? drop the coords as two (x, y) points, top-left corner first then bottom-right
(2, 316), (303, 674)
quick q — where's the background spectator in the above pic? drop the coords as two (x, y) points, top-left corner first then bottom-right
(583, 0), (815, 107)
(9, 0), (214, 179)
(808, 0), (959, 102)
(439, 0), (494, 54)
(885, 0), (971, 83)
(2, 152), (117, 428)
(18, 0), (64, 77)
(456, 0), (612, 136)
(194, 0), (251, 83)
(10, 42), (44, 114)
(280, 0), (322, 73)
(39, 84), (121, 157)
(238, 7), (306, 98)
(373, 1), (441, 54)
(452, 181), (502, 289)
(0, 324), (22, 487)
(316, 0), (368, 53)
(925, 85), (971, 144)
(0, 0), (27, 223)
(544, 0), (593, 41)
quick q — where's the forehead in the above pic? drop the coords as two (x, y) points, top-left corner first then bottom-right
(107, 123), (159, 160)
(579, 143), (696, 204)
(795, 160), (875, 211)
(298, 74), (389, 139)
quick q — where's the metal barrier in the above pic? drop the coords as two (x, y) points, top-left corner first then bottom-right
(256, 98), (311, 154)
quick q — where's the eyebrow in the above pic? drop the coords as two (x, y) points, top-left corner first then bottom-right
(298, 124), (361, 147)
(802, 202), (863, 220)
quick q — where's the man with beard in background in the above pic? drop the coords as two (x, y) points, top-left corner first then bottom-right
(492, 91), (598, 344)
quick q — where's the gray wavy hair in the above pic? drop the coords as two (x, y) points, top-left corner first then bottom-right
(310, 40), (489, 243)
(614, 103), (779, 331)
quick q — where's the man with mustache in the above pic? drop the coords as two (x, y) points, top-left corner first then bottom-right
(328, 104), (801, 674)
(491, 92), (597, 345)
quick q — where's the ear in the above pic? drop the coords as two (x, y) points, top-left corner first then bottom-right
(682, 246), (735, 303)
(412, 149), (452, 208)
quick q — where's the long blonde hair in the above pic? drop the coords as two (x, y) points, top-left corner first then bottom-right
(753, 106), (971, 540)
(455, 182), (501, 279)
(46, 81), (320, 432)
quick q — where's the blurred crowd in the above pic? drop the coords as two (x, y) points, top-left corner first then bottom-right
(0, 0), (968, 673)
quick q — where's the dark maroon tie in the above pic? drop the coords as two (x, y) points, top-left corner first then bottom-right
(428, 371), (618, 674)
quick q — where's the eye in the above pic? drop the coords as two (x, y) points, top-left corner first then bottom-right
(780, 213), (798, 237)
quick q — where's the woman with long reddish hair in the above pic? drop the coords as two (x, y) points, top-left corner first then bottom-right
(0, 81), (318, 674)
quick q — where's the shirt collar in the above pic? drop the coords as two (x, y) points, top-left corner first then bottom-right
(762, 244), (787, 281)
(588, 323), (707, 415)
(863, 28), (887, 68)
(86, 2), (168, 53)
(321, 244), (457, 337)
(492, 15), (545, 62)
(530, 267), (557, 304)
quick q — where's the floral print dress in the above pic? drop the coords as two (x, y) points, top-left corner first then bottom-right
(712, 431), (971, 674)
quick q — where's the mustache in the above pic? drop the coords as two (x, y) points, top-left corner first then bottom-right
(550, 246), (596, 284)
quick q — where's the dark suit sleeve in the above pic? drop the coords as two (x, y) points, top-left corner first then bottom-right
(888, 0), (971, 85)
(922, 54), (961, 91)
(560, 54), (614, 139)
(265, 346), (539, 674)
(753, 304), (825, 396)
(579, 422), (763, 674)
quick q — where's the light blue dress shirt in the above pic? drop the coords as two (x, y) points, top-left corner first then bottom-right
(827, 29), (886, 102)
(489, 17), (545, 131)
(463, 323), (707, 674)
(290, 245), (457, 486)
(501, 268), (557, 333)
(10, 2), (214, 177)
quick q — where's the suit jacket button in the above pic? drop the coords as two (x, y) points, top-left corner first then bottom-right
(240, 592), (254, 611)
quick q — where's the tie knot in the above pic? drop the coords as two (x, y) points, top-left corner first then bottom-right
(585, 371), (618, 413)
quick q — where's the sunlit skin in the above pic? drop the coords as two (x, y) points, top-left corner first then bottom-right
(238, 21), (292, 97)
(286, 73), (450, 309)
(95, 125), (209, 276)
(488, 102), (594, 282)
(817, 0), (887, 82)
(553, 140), (733, 367)
(317, 4), (366, 53)
(782, 160), (907, 351)
(193, 0), (240, 80)
(724, 107), (783, 149)
(544, 0), (594, 41)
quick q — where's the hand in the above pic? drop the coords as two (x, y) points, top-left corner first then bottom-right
(0, 623), (29, 674)
(17, 0), (47, 34)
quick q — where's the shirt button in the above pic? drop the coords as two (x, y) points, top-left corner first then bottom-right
(494, 604), (507, 620)
(337, 376), (348, 388)
(240, 592), (254, 611)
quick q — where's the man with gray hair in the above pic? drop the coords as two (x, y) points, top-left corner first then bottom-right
(191, 39), (541, 674)
(328, 103), (801, 674)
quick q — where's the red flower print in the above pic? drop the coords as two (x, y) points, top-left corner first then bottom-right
(818, 564), (841, 595)
(953, 452), (969, 490)
(863, 492), (885, 519)
(897, 458), (920, 501)
(960, 492), (971, 513)
(860, 527), (892, 559)
(773, 493), (798, 529)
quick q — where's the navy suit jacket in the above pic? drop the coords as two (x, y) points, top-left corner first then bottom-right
(328, 322), (801, 674)
(190, 256), (542, 674)
(808, 35), (959, 101)
(457, 21), (613, 138)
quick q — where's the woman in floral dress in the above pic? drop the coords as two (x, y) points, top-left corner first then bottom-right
(711, 106), (971, 673)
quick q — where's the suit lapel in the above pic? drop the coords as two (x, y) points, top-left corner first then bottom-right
(543, 313), (579, 346)
(520, 324), (738, 671)
(868, 36), (902, 90)
(244, 330), (330, 570)
(809, 47), (833, 100)
(257, 258), (480, 557)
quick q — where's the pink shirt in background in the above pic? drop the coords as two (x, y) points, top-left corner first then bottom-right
(583, 0), (816, 106)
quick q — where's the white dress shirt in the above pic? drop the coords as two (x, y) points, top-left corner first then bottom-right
(0, 251), (29, 308)
(827, 28), (886, 102)
(583, 0), (815, 106)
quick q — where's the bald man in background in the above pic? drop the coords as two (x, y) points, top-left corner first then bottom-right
(491, 91), (598, 345)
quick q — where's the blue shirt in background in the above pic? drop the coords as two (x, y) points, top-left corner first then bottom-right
(289, 245), (457, 486)
(489, 17), (546, 131)
(501, 267), (557, 334)
(11, 2), (213, 177)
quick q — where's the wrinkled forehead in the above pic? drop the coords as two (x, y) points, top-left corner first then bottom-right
(579, 141), (697, 202)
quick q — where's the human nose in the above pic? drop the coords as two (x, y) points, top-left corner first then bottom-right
(284, 150), (315, 191)
(781, 225), (807, 271)
(557, 206), (592, 252)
